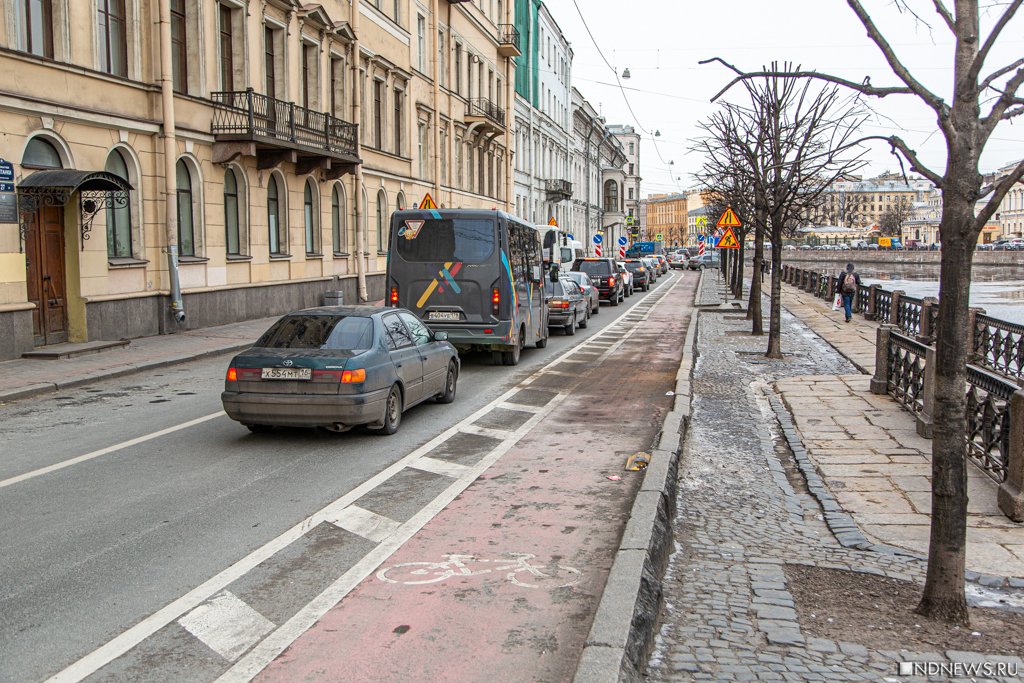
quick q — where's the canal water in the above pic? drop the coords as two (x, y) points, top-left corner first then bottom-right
(798, 262), (1024, 325)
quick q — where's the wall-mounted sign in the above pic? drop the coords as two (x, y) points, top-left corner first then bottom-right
(0, 159), (16, 224)
(0, 159), (13, 182)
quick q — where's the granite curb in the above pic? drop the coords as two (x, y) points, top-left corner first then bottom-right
(0, 342), (254, 404)
(765, 392), (1024, 590)
(573, 272), (703, 683)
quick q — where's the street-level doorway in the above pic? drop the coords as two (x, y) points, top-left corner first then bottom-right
(25, 205), (68, 346)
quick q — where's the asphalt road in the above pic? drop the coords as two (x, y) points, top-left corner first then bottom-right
(0, 272), (678, 682)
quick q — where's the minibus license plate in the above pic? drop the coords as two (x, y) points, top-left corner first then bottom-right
(261, 367), (312, 380)
(427, 311), (460, 321)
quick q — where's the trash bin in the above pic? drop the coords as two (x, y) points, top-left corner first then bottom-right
(322, 290), (344, 306)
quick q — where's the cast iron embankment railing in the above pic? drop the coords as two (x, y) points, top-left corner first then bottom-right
(965, 365), (1016, 483)
(211, 89), (358, 157)
(974, 313), (1024, 382)
(895, 295), (924, 337)
(873, 288), (893, 325)
(886, 331), (928, 415)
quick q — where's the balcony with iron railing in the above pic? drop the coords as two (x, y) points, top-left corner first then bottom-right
(465, 98), (506, 131)
(545, 179), (573, 201)
(211, 88), (360, 175)
(497, 24), (521, 58)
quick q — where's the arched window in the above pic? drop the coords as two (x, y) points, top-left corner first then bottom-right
(376, 189), (388, 252)
(224, 168), (241, 255)
(603, 179), (620, 214)
(304, 178), (319, 255)
(396, 191), (406, 211)
(22, 137), (62, 169)
(331, 184), (348, 255)
(105, 149), (133, 258)
(268, 174), (283, 255)
(176, 159), (195, 256)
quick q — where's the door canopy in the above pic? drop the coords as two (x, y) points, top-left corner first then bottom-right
(17, 170), (133, 251)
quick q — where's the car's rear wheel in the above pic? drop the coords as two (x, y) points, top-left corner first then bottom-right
(380, 385), (403, 435)
(610, 292), (619, 306)
(536, 333), (548, 349)
(245, 424), (272, 433)
(436, 361), (458, 404)
(579, 309), (589, 329)
(502, 331), (523, 365)
(565, 314), (576, 335)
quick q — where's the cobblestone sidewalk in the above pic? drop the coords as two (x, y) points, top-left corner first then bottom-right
(644, 307), (1023, 682)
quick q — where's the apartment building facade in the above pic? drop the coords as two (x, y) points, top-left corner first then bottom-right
(808, 175), (931, 229)
(607, 124), (640, 225)
(642, 192), (688, 246)
(0, 0), (516, 360)
(568, 87), (626, 253)
(512, 0), (572, 229)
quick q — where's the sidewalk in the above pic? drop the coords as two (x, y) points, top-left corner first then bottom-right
(776, 284), (1024, 582)
(0, 317), (281, 403)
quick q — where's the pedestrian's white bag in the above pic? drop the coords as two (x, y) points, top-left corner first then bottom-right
(832, 293), (842, 311)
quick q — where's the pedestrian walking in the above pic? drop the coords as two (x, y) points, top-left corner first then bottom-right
(839, 262), (861, 323)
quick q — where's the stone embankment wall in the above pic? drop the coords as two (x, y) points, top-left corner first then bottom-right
(781, 251), (1021, 266)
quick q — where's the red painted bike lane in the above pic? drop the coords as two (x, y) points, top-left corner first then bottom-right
(257, 275), (697, 683)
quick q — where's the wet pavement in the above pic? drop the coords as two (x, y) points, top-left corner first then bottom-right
(644, 283), (1024, 682)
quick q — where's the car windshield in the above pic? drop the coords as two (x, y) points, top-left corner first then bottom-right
(576, 260), (611, 276)
(566, 272), (587, 285)
(624, 262), (644, 272)
(551, 280), (568, 296)
(394, 217), (495, 263)
(254, 315), (375, 350)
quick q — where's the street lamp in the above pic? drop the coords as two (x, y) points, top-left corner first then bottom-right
(621, 68), (631, 79)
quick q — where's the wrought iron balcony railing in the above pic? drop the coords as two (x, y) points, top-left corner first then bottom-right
(466, 98), (506, 127)
(211, 89), (358, 159)
(497, 24), (521, 57)
(545, 179), (573, 199)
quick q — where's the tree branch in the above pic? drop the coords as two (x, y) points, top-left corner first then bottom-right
(982, 65), (1024, 137)
(981, 57), (1024, 93)
(699, 58), (915, 102)
(850, 134), (944, 186)
(929, 0), (956, 33)
(970, 0), (1023, 86)
(1002, 105), (1024, 121)
(846, 0), (948, 113)
(975, 159), (1024, 232)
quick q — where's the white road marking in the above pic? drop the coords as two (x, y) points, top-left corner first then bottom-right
(0, 412), (225, 489)
(409, 456), (472, 479)
(458, 424), (517, 440)
(177, 592), (275, 662)
(327, 505), (401, 544)
(496, 401), (544, 414)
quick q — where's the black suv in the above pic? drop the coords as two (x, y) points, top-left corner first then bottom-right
(622, 259), (651, 292)
(571, 257), (624, 305)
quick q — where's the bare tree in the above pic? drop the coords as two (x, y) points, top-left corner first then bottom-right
(705, 1), (1024, 625)
(879, 196), (914, 237)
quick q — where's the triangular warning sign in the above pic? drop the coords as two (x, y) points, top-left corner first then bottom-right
(548, 216), (558, 227)
(716, 206), (742, 228)
(717, 227), (740, 249)
(418, 193), (438, 210)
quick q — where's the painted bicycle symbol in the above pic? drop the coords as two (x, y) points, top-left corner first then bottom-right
(376, 552), (581, 589)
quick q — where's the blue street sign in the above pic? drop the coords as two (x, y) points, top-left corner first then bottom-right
(708, 236), (718, 248)
(566, 233), (574, 240)
(0, 160), (12, 182)
(617, 236), (628, 246)
(697, 234), (705, 242)
(0, 182), (13, 193)
(593, 234), (603, 245)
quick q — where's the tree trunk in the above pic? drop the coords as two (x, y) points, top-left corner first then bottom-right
(748, 213), (765, 334)
(915, 197), (974, 626)
(766, 228), (783, 358)
(734, 242), (745, 299)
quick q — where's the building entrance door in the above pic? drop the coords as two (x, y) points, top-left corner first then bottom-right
(25, 206), (68, 345)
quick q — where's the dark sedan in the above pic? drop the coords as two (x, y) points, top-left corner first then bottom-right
(622, 259), (651, 291)
(222, 306), (459, 435)
(547, 278), (590, 335)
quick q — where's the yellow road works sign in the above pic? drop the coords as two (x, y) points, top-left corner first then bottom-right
(716, 206), (742, 228)
(548, 216), (558, 226)
(419, 193), (438, 210)
(717, 227), (740, 249)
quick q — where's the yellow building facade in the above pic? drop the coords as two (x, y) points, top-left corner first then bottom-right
(642, 192), (687, 246)
(0, 0), (515, 360)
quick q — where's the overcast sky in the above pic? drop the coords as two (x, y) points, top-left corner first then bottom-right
(540, 0), (1024, 197)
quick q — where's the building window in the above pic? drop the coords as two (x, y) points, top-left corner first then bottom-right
(224, 168), (241, 255)
(393, 88), (403, 154)
(16, 0), (53, 58)
(176, 160), (195, 257)
(331, 185), (345, 254)
(264, 25), (278, 100)
(97, 0), (128, 77)
(373, 80), (384, 149)
(22, 137), (62, 169)
(454, 43), (462, 96)
(170, 0), (187, 92)
(628, 163), (634, 175)
(301, 42), (317, 110)
(603, 179), (619, 214)
(416, 15), (426, 73)
(304, 179), (319, 255)
(393, 0), (401, 23)
(376, 189), (388, 252)
(105, 149), (132, 258)
(218, 3), (235, 90)
(417, 121), (427, 178)
(628, 187), (634, 200)
(438, 29), (445, 87)
(455, 137), (463, 188)
(440, 128), (447, 185)
(268, 174), (283, 255)
(396, 191), (406, 211)
(330, 56), (344, 118)
(628, 142), (634, 155)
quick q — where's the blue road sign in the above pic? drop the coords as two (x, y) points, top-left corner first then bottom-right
(0, 160), (12, 182)
(697, 234), (705, 242)
(617, 236), (628, 246)
(567, 233), (574, 240)
(593, 234), (603, 245)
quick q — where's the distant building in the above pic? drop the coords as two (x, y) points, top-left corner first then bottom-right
(569, 88), (627, 252)
(607, 125), (641, 226)
(642, 192), (688, 246)
(808, 174), (933, 229)
(992, 159), (1024, 238)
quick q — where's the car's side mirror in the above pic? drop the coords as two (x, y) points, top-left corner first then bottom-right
(549, 264), (560, 283)
(433, 331), (449, 342)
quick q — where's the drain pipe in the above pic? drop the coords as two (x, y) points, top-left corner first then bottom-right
(158, 0), (184, 324)
(431, 0), (441, 202)
(352, 0), (368, 302)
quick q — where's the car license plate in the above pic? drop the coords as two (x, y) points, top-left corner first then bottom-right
(261, 367), (312, 380)
(427, 311), (461, 321)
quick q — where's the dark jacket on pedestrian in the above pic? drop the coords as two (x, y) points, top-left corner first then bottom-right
(838, 267), (860, 295)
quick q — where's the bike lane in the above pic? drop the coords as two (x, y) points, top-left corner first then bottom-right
(256, 275), (698, 682)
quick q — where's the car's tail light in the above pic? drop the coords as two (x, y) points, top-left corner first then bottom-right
(389, 287), (399, 305)
(607, 276), (616, 288)
(341, 369), (366, 383)
(491, 287), (500, 316)
(312, 370), (344, 382)
(549, 299), (569, 309)
(226, 368), (237, 381)
(638, 267), (646, 272)
(231, 367), (262, 381)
